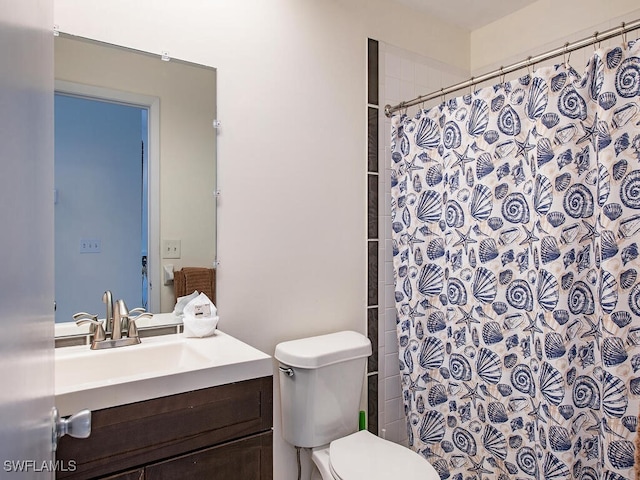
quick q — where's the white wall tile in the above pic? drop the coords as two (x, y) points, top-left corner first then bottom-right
(385, 330), (398, 355)
(384, 283), (395, 309)
(385, 52), (402, 78)
(415, 63), (429, 87)
(385, 260), (393, 285)
(400, 58), (414, 82)
(385, 306), (396, 332)
(399, 79), (415, 102)
(385, 238), (393, 256)
(384, 420), (403, 443)
(383, 191), (391, 217)
(384, 76), (401, 105)
(385, 351), (399, 377)
(385, 374), (401, 399)
(385, 397), (402, 423)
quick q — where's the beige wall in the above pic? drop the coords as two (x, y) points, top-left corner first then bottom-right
(53, 1), (468, 479)
(471, 0), (640, 75)
(55, 36), (217, 313)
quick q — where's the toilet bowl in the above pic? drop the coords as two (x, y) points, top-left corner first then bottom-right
(310, 430), (439, 480)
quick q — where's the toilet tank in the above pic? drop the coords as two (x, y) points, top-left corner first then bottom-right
(274, 331), (372, 448)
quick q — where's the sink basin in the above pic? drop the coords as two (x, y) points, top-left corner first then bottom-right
(55, 331), (273, 416)
(56, 339), (210, 391)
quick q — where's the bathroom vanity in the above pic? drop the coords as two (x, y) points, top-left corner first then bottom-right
(54, 330), (273, 479)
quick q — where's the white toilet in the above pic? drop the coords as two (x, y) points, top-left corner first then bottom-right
(275, 331), (439, 480)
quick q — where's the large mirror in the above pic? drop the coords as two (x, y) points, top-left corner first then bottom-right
(54, 34), (217, 329)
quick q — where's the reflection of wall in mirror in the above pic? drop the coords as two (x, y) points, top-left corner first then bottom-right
(55, 36), (217, 315)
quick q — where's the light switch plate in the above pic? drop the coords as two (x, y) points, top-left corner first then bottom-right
(163, 239), (181, 259)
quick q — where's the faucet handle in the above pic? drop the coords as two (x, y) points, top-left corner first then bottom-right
(72, 312), (98, 322)
(74, 316), (106, 342)
(127, 312), (152, 338)
(128, 307), (147, 315)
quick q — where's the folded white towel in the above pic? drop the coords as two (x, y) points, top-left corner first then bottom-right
(182, 292), (219, 338)
(174, 290), (200, 316)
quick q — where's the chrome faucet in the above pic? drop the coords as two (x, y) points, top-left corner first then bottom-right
(102, 290), (114, 337)
(112, 299), (128, 340)
(74, 293), (152, 350)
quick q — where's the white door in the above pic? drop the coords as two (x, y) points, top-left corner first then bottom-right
(0, 0), (55, 477)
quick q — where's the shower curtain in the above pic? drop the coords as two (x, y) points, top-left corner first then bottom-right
(391, 39), (640, 480)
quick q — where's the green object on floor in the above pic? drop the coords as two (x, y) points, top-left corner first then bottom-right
(359, 410), (366, 431)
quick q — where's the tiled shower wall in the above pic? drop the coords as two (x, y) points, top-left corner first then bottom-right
(370, 41), (468, 445)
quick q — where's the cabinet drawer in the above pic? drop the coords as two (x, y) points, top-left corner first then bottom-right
(146, 431), (272, 480)
(57, 376), (272, 479)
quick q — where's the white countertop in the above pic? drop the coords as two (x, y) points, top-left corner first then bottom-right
(55, 330), (273, 416)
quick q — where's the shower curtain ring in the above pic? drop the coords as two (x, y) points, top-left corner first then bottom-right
(440, 88), (445, 105)
(526, 56), (532, 77)
(500, 66), (505, 85)
(593, 31), (600, 51)
(563, 43), (572, 69)
(621, 22), (628, 49)
(468, 77), (474, 96)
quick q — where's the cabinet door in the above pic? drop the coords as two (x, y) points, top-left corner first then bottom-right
(100, 469), (144, 480)
(145, 431), (272, 480)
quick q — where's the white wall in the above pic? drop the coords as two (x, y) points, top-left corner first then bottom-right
(471, 0), (640, 75)
(53, 1), (469, 479)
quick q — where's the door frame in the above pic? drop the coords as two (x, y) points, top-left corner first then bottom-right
(55, 80), (160, 312)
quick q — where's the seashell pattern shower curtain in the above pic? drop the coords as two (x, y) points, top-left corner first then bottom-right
(390, 39), (640, 480)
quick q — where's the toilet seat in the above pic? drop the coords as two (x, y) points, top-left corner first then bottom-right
(327, 430), (439, 480)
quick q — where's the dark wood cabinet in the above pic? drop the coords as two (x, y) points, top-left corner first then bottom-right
(100, 470), (144, 480)
(146, 431), (272, 479)
(56, 376), (273, 480)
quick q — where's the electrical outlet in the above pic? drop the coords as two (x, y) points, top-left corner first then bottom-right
(80, 238), (101, 253)
(163, 239), (181, 259)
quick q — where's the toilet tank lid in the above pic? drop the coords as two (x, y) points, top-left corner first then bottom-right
(274, 331), (372, 369)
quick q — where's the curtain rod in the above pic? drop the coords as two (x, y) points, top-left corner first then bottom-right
(384, 18), (640, 117)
